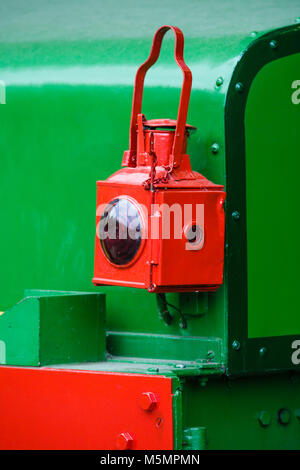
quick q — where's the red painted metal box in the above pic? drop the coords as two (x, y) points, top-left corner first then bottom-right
(93, 26), (225, 293)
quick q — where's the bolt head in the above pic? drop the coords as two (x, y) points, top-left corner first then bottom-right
(148, 283), (156, 292)
(207, 350), (215, 360)
(270, 40), (278, 49)
(278, 408), (291, 425)
(211, 142), (220, 154)
(216, 76), (224, 87)
(147, 367), (159, 373)
(232, 211), (240, 221)
(116, 432), (133, 450)
(258, 410), (271, 427)
(259, 347), (267, 357)
(232, 340), (241, 351)
(139, 392), (158, 412)
(235, 82), (244, 92)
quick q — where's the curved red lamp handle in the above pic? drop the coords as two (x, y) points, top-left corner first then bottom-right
(124, 25), (192, 168)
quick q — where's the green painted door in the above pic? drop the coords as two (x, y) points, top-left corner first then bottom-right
(246, 52), (300, 338)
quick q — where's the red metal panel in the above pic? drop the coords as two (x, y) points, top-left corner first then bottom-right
(0, 366), (174, 450)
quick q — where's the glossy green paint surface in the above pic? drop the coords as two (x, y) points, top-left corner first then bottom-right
(0, 0), (299, 370)
(226, 25), (300, 375)
(0, 1), (253, 368)
(0, 291), (105, 366)
(246, 52), (300, 338)
(182, 374), (300, 450)
(0, 63), (228, 365)
(107, 331), (223, 364)
(0, 0), (300, 450)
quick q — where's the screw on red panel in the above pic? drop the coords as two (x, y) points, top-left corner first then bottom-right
(155, 417), (163, 429)
(116, 432), (134, 450)
(139, 392), (159, 412)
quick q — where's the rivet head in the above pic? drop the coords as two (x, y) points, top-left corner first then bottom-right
(235, 82), (244, 93)
(200, 377), (208, 387)
(259, 347), (267, 357)
(147, 367), (159, 372)
(155, 417), (163, 429)
(116, 432), (134, 450)
(216, 76), (224, 87)
(278, 408), (291, 425)
(270, 40), (278, 49)
(232, 340), (241, 351)
(139, 392), (158, 412)
(207, 350), (215, 360)
(211, 142), (220, 154)
(232, 211), (240, 221)
(258, 411), (271, 427)
(148, 283), (156, 292)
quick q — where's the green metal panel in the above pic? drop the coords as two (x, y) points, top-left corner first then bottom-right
(0, 297), (40, 366)
(0, 291), (105, 366)
(1, 0), (300, 449)
(182, 374), (300, 450)
(0, 1), (299, 371)
(226, 25), (300, 375)
(246, 52), (300, 339)
(49, 359), (219, 378)
(107, 331), (223, 364)
(0, 0), (249, 369)
(172, 376), (183, 450)
(182, 427), (207, 450)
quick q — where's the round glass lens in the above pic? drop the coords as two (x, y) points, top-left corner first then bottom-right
(99, 198), (142, 266)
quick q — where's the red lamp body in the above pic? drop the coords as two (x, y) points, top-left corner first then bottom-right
(93, 26), (226, 293)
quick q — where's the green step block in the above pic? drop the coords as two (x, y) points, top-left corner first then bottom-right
(0, 291), (105, 366)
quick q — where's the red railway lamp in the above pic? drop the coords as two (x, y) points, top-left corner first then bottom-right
(93, 25), (226, 293)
